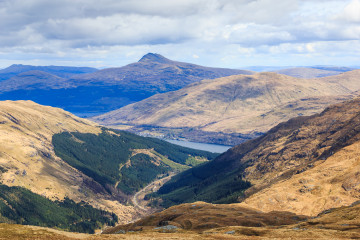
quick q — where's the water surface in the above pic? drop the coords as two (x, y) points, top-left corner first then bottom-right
(165, 139), (232, 153)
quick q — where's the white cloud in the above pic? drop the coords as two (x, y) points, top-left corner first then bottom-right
(0, 0), (359, 68)
(336, 0), (360, 22)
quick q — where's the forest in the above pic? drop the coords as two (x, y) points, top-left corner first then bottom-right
(0, 184), (117, 233)
(52, 128), (218, 195)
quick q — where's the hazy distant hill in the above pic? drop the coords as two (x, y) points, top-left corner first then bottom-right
(0, 54), (251, 116)
(246, 65), (355, 75)
(0, 70), (69, 92)
(274, 67), (349, 78)
(152, 97), (360, 216)
(93, 70), (360, 144)
(0, 64), (97, 80)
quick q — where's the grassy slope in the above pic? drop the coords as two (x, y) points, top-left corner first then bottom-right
(102, 201), (360, 239)
(0, 202), (359, 239)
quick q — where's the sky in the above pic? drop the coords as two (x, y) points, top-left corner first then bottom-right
(0, 0), (359, 69)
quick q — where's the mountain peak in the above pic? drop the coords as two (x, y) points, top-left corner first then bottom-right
(138, 53), (172, 64)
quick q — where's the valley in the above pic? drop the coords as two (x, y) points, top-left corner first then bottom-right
(1, 70), (360, 238)
(131, 172), (176, 212)
(89, 95), (360, 239)
(2, 1), (360, 239)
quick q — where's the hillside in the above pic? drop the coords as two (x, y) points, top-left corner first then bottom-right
(0, 54), (251, 115)
(0, 184), (117, 233)
(0, 100), (138, 222)
(151, 97), (360, 215)
(93, 70), (360, 144)
(102, 201), (360, 239)
(0, 100), (216, 227)
(104, 201), (307, 233)
(1, 201), (359, 239)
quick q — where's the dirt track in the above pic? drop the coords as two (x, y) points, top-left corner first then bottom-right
(131, 173), (175, 212)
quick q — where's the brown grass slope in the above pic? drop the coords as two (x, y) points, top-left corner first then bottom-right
(0, 100), (137, 222)
(239, 122), (360, 215)
(0, 202), (358, 239)
(215, 97), (360, 215)
(103, 201), (308, 233)
(154, 96), (360, 216)
(93, 70), (360, 137)
(101, 201), (360, 239)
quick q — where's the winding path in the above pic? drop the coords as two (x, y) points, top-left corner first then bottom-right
(131, 173), (175, 212)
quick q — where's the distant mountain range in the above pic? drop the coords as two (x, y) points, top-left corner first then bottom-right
(0, 56), (356, 120)
(0, 53), (251, 116)
(93, 70), (360, 145)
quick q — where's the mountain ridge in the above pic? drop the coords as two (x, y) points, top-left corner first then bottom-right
(92, 70), (360, 144)
(0, 54), (252, 115)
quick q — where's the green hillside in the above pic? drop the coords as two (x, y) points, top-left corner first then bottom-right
(149, 157), (251, 207)
(52, 128), (218, 195)
(0, 184), (117, 233)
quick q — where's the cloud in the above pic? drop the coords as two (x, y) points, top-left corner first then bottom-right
(0, 0), (358, 68)
(39, 14), (197, 46)
(336, 0), (360, 23)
